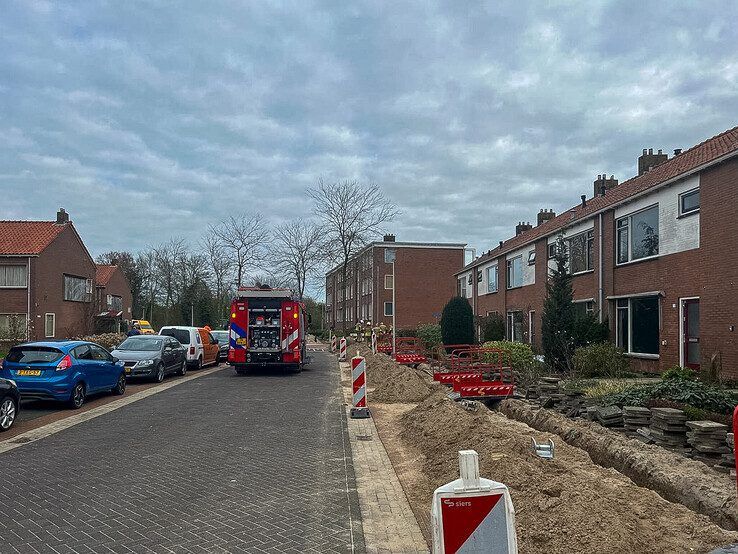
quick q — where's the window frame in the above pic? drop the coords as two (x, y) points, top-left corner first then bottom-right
(457, 276), (468, 298)
(506, 311), (524, 342)
(383, 301), (394, 317)
(486, 265), (498, 294)
(0, 265), (29, 288)
(615, 204), (660, 265)
(384, 274), (394, 290)
(678, 187), (700, 217)
(0, 313), (27, 339)
(615, 296), (660, 357)
(527, 250), (536, 266)
(547, 243), (556, 259)
(566, 229), (594, 275)
(506, 256), (523, 289)
(63, 274), (92, 303)
(44, 313), (56, 338)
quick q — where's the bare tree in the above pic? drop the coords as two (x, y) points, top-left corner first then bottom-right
(209, 214), (270, 287)
(202, 235), (235, 316)
(272, 219), (325, 300)
(153, 239), (187, 322)
(308, 179), (399, 330)
(136, 249), (158, 321)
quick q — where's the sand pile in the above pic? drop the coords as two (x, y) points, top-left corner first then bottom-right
(388, 392), (738, 554)
(348, 345), (433, 403)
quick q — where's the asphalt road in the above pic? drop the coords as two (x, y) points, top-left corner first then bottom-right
(0, 352), (365, 553)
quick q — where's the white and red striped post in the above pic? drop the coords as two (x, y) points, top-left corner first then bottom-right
(339, 337), (347, 361)
(371, 331), (377, 354)
(351, 355), (370, 419)
(330, 334), (337, 352)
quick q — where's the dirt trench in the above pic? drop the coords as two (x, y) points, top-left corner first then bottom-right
(353, 349), (738, 553)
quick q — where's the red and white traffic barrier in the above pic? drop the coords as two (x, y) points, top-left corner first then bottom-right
(432, 449), (517, 553)
(339, 337), (347, 361)
(350, 355), (370, 419)
(371, 331), (377, 354)
(330, 334), (337, 352)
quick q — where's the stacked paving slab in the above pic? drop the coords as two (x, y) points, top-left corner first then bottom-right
(649, 408), (689, 451)
(594, 405), (624, 428)
(624, 406), (652, 435)
(717, 433), (736, 474)
(687, 421), (730, 463)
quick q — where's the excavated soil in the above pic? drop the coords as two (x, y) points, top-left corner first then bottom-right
(354, 350), (738, 553)
(348, 345), (432, 402)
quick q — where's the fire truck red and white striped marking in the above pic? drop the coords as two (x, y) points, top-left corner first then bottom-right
(281, 329), (300, 351)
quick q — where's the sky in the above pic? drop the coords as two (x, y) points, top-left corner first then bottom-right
(2, 1), (737, 278)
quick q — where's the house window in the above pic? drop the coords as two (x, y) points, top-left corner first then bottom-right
(107, 295), (123, 312)
(384, 248), (396, 264)
(679, 188), (700, 216)
(458, 277), (467, 298)
(477, 270), (483, 283)
(384, 302), (394, 316)
(506, 256), (523, 289)
(616, 205), (659, 263)
(615, 296), (660, 355)
(567, 230), (594, 274)
(384, 275), (394, 289)
(527, 250), (536, 265)
(506, 311), (524, 342)
(45, 313), (56, 338)
(64, 274), (91, 302)
(547, 243), (556, 259)
(0, 265), (28, 287)
(0, 314), (27, 339)
(574, 301), (595, 317)
(486, 265), (498, 293)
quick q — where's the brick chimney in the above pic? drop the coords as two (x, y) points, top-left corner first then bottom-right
(383, 234), (395, 242)
(638, 148), (668, 176)
(515, 222), (532, 236)
(56, 208), (70, 224)
(594, 174), (618, 197)
(537, 209), (556, 226)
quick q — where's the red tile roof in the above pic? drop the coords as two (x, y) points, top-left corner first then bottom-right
(0, 221), (68, 255)
(95, 264), (118, 286)
(459, 124), (738, 273)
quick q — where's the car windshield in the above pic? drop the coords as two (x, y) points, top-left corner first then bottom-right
(211, 331), (228, 341)
(160, 328), (190, 345)
(118, 337), (163, 351)
(6, 346), (64, 364)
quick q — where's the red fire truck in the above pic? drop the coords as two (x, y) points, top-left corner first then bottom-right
(227, 286), (307, 374)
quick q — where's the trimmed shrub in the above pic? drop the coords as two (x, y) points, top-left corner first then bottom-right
(440, 296), (474, 346)
(603, 379), (738, 415)
(79, 333), (127, 351)
(572, 342), (629, 378)
(482, 340), (535, 370)
(397, 328), (418, 338)
(417, 324), (442, 349)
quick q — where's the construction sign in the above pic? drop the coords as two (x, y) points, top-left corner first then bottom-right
(432, 450), (517, 553)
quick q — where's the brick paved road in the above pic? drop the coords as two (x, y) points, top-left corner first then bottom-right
(0, 353), (365, 553)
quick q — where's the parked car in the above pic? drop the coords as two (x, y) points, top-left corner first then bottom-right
(131, 320), (156, 335)
(210, 330), (230, 362)
(158, 326), (219, 370)
(111, 335), (186, 382)
(0, 378), (20, 432)
(0, 341), (126, 409)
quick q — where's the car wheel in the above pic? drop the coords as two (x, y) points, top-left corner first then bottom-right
(196, 357), (203, 370)
(0, 396), (17, 432)
(69, 382), (86, 409)
(113, 373), (126, 395)
(178, 359), (187, 376)
(154, 363), (165, 383)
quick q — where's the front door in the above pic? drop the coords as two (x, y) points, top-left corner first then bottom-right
(682, 299), (700, 370)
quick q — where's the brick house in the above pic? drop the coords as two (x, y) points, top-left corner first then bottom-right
(94, 264), (133, 333)
(0, 209), (97, 341)
(456, 126), (738, 378)
(325, 235), (467, 330)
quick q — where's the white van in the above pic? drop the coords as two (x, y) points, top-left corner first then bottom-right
(158, 326), (220, 370)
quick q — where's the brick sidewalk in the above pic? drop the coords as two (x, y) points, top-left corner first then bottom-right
(340, 361), (429, 554)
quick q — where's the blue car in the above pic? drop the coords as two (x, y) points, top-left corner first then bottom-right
(0, 341), (127, 409)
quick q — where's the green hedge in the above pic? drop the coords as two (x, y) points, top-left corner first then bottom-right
(482, 341), (535, 370)
(572, 342), (629, 378)
(417, 324), (442, 349)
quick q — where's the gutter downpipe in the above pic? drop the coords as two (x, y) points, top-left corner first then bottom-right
(598, 213), (604, 323)
(26, 256), (31, 340)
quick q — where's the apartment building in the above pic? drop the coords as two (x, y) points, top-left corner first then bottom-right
(456, 126), (738, 377)
(325, 235), (466, 330)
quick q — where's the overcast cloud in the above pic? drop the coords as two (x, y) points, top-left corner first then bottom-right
(2, 1), (737, 283)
